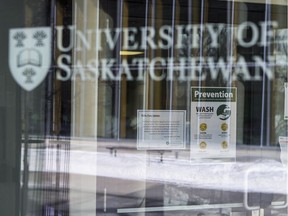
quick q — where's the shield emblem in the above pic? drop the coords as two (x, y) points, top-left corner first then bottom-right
(9, 27), (51, 91)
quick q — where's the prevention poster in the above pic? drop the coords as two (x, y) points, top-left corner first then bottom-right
(285, 83), (288, 120)
(190, 87), (237, 161)
(137, 110), (186, 150)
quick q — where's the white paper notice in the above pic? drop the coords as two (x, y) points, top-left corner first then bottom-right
(137, 110), (186, 150)
(190, 87), (237, 161)
(285, 83), (288, 120)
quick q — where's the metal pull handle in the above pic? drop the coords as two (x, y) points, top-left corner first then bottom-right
(270, 169), (288, 209)
(244, 168), (260, 211)
(244, 166), (288, 210)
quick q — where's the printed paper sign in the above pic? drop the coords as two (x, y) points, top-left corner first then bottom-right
(137, 110), (186, 150)
(285, 83), (288, 120)
(190, 87), (237, 161)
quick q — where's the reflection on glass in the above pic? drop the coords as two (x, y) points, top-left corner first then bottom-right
(1, 0), (288, 216)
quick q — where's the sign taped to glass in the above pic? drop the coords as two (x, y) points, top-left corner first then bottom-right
(190, 87), (237, 162)
(137, 110), (186, 150)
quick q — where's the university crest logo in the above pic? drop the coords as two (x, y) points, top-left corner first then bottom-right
(9, 27), (51, 91)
